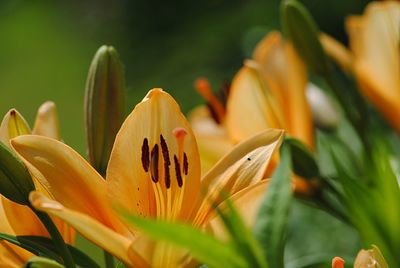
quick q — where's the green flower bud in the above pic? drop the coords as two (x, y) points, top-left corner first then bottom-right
(0, 141), (35, 205)
(24, 257), (64, 268)
(84, 45), (126, 176)
(281, 0), (330, 76)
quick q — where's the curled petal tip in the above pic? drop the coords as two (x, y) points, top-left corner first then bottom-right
(29, 191), (64, 211)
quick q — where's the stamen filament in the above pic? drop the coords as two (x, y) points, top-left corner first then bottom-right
(195, 78), (225, 123)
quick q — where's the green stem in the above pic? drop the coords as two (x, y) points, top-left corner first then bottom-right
(31, 207), (75, 268)
(104, 251), (115, 268)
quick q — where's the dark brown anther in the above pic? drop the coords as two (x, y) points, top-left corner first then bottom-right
(160, 135), (171, 188)
(141, 138), (150, 172)
(174, 155), (183, 187)
(183, 153), (188, 175)
(150, 144), (159, 183)
(160, 135), (170, 165)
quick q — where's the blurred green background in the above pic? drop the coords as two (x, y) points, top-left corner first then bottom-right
(0, 0), (371, 266)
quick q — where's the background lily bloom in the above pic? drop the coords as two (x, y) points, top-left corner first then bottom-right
(191, 31), (314, 193)
(0, 102), (73, 267)
(321, 1), (400, 132)
(11, 88), (283, 267)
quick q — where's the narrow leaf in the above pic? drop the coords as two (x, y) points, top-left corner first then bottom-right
(215, 199), (269, 268)
(120, 212), (246, 268)
(20, 236), (101, 268)
(254, 143), (293, 268)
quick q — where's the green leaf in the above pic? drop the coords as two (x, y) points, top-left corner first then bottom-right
(0, 141), (35, 205)
(0, 234), (100, 268)
(84, 45), (126, 176)
(214, 198), (268, 268)
(20, 236), (101, 268)
(0, 233), (61, 262)
(120, 211), (246, 268)
(281, 0), (329, 76)
(24, 257), (64, 268)
(285, 137), (319, 179)
(254, 143), (293, 268)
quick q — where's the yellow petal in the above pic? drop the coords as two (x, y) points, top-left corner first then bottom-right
(10, 135), (126, 234)
(319, 33), (353, 74)
(2, 197), (47, 236)
(347, 1), (400, 130)
(226, 61), (285, 142)
(194, 129), (284, 226)
(29, 191), (147, 267)
(207, 180), (269, 239)
(0, 197), (32, 265)
(253, 31), (313, 148)
(107, 88), (201, 221)
(189, 106), (233, 174)
(0, 242), (26, 268)
(32, 101), (61, 140)
(285, 43), (314, 149)
(253, 31), (289, 113)
(0, 109), (31, 145)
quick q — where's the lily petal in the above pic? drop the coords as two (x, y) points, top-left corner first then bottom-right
(347, 1), (400, 131)
(0, 109), (31, 145)
(194, 129), (283, 226)
(253, 32), (313, 148)
(320, 33), (353, 74)
(226, 61), (285, 142)
(189, 106), (233, 173)
(0, 198), (32, 266)
(107, 88), (201, 221)
(29, 191), (147, 267)
(10, 135), (126, 234)
(32, 101), (60, 140)
(207, 180), (269, 239)
(285, 43), (314, 149)
(2, 197), (47, 237)
(253, 31), (289, 113)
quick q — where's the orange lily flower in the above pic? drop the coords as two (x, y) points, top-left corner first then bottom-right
(0, 102), (73, 267)
(321, 1), (400, 132)
(191, 31), (314, 194)
(11, 89), (284, 267)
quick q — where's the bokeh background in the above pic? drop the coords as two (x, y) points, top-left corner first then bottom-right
(0, 0), (372, 266)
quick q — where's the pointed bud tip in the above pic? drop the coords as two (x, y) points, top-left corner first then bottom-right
(332, 257), (345, 268)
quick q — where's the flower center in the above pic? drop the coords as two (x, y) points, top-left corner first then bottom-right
(140, 128), (190, 219)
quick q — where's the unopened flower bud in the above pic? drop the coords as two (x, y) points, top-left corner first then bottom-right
(0, 141), (35, 205)
(33, 101), (60, 140)
(84, 45), (126, 176)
